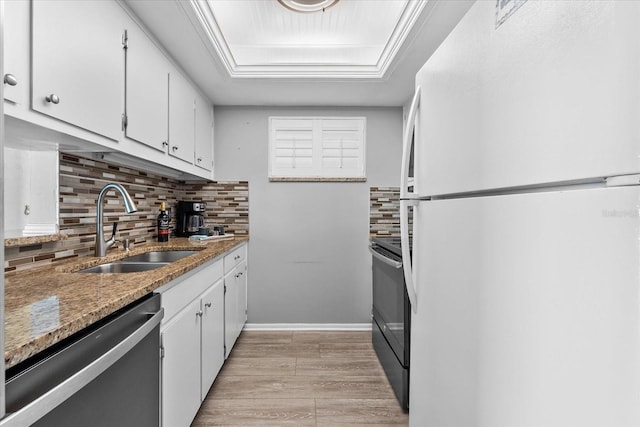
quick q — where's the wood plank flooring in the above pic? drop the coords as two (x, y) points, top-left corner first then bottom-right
(191, 331), (408, 426)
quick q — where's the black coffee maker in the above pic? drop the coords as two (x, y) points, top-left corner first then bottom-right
(175, 201), (206, 237)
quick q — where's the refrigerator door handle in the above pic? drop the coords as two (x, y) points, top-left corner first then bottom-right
(400, 199), (418, 313)
(400, 86), (420, 199)
(400, 86), (420, 314)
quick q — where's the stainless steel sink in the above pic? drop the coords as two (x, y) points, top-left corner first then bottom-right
(79, 262), (169, 274)
(78, 250), (199, 273)
(120, 250), (199, 263)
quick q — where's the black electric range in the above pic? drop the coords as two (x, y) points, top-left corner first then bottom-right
(369, 237), (411, 411)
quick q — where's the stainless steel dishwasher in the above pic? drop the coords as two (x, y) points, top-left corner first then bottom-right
(1, 293), (163, 427)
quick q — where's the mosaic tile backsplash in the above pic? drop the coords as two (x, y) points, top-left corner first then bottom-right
(369, 186), (412, 239)
(370, 187), (400, 238)
(5, 153), (249, 272)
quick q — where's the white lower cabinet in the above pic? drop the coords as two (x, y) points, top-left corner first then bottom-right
(161, 297), (202, 427)
(223, 267), (239, 359)
(224, 262), (248, 357)
(160, 259), (225, 427)
(200, 281), (225, 400)
(224, 244), (248, 358)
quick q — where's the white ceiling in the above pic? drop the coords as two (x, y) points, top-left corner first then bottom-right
(123, 0), (474, 107)
(196, 0), (421, 77)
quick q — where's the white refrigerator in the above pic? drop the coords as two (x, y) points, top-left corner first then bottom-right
(401, 1), (640, 426)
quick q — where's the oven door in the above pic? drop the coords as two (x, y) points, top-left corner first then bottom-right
(369, 242), (410, 367)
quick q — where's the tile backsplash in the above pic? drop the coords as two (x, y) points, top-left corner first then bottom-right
(5, 153), (249, 272)
(369, 186), (412, 239)
(370, 186), (400, 238)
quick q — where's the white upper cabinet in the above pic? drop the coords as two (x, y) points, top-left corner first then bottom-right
(124, 24), (169, 152)
(5, 0), (214, 179)
(32, 0), (127, 141)
(194, 92), (213, 171)
(168, 71), (196, 164)
(3, 0), (29, 105)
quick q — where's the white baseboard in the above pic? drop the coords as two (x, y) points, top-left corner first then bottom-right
(243, 323), (372, 331)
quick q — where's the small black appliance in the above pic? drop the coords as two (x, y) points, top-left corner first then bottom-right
(175, 201), (206, 237)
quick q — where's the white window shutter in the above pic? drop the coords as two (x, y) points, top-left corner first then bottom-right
(269, 116), (366, 180)
(269, 118), (314, 177)
(320, 118), (365, 177)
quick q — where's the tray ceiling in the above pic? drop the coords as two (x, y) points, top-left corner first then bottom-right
(191, 0), (425, 78)
(123, 0), (474, 106)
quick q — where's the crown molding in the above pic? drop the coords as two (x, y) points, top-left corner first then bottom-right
(186, 0), (427, 79)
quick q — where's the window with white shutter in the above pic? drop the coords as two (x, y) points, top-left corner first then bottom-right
(269, 117), (366, 181)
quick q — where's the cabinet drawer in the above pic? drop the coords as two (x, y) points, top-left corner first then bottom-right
(224, 243), (247, 272)
(161, 259), (223, 324)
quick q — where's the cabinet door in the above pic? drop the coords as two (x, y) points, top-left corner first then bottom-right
(125, 24), (169, 152)
(224, 270), (238, 359)
(224, 262), (247, 358)
(194, 92), (213, 171)
(168, 71), (195, 163)
(162, 298), (201, 427)
(201, 279), (224, 400)
(236, 261), (248, 333)
(4, 0), (29, 105)
(32, 0), (126, 141)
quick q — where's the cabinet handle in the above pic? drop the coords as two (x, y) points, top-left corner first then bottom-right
(234, 255), (240, 261)
(162, 141), (169, 147)
(45, 94), (60, 104)
(205, 302), (212, 308)
(3, 74), (17, 86)
(172, 146), (179, 151)
(235, 272), (243, 279)
(196, 310), (203, 317)
(197, 157), (202, 163)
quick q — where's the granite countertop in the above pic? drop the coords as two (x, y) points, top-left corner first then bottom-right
(4, 236), (249, 369)
(4, 232), (68, 248)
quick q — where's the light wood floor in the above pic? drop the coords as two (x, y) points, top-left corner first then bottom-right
(191, 330), (409, 426)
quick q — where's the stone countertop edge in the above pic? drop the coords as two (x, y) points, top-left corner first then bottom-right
(4, 232), (68, 248)
(4, 236), (249, 369)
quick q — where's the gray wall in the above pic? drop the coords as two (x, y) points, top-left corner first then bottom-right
(214, 107), (402, 325)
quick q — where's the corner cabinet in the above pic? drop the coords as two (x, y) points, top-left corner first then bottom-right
(31, 0), (127, 141)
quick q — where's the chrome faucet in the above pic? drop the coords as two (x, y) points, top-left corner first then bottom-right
(95, 183), (137, 257)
